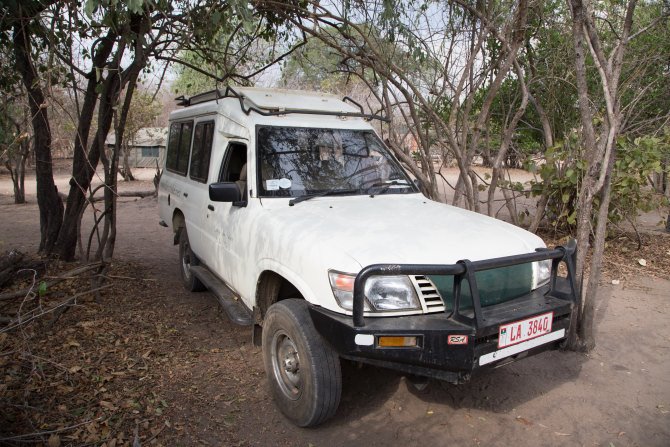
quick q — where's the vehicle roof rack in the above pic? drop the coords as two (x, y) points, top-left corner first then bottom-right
(174, 87), (390, 123)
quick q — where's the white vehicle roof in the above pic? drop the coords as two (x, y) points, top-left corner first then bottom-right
(168, 87), (383, 134)
(233, 87), (360, 114)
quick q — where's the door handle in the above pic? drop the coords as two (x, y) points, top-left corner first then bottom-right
(208, 204), (214, 211)
(183, 192), (188, 198)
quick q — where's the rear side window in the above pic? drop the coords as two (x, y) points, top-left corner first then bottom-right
(189, 121), (215, 183)
(166, 121), (193, 175)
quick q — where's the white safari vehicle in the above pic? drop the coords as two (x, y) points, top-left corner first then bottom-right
(158, 87), (578, 427)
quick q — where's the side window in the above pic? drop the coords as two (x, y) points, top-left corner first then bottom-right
(176, 122), (193, 174)
(189, 121), (214, 183)
(219, 142), (247, 182)
(165, 123), (180, 172)
(166, 121), (193, 175)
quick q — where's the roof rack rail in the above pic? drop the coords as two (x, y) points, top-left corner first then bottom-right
(174, 95), (189, 107)
(173, 87), (390, 123)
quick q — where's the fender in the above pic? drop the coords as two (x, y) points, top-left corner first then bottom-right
(252, 258), (319, 306)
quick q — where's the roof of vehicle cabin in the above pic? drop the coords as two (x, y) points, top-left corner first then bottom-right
(232, 87), (360, 114)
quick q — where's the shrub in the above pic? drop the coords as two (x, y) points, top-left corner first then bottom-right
(529, 130), (668, 233)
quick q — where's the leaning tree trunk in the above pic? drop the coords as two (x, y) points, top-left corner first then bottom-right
(13, 15), (63, 252)
(54, 32), (117, 261)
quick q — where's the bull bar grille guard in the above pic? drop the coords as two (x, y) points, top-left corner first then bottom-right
(352, 240), (579, 330)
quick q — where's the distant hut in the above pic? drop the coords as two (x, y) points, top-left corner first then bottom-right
(106, 127), (168, 168)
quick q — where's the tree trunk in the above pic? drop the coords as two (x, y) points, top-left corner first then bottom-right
(487, 63), (529, 217)
(121, 144), (135, 181)
(566, 0), (636, 351)
(17, 144), (27, 204)
(579, 145), (617, 350)
(5, 140), (28, 205)
(54, 32), (117, 261)
(98, 12), (149, 262)
(12, 15), (63, 253)
(527, 92), (554, 233)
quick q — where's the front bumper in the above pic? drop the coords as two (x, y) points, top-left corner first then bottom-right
(309, 242), (579, 383)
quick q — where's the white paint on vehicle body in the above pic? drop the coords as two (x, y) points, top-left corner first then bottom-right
(158, 88), (547, 317)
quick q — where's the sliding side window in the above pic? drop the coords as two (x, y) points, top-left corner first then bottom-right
(189, 121), (215, 183)
(165, 121), (193, 175)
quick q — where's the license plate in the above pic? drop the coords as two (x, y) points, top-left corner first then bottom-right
(497, 312), (553, 348)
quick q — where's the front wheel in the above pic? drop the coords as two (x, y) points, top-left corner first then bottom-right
(178, 227), (205, 292)
(262, 299), (341, 427)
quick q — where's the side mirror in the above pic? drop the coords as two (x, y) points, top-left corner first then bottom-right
(413, 178), (423, 190)
(209, 182), (241, 202)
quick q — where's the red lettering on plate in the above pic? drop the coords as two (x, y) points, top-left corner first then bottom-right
(497, 312), (555, 349)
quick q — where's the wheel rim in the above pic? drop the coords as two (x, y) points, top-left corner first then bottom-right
(270, 330), (302, 400)
(181, 238), (192, 280)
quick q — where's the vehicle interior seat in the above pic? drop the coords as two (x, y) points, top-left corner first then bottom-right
(236, 163), (247, 199)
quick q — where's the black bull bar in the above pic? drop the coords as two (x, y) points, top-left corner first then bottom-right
(352, 240), (579, 330)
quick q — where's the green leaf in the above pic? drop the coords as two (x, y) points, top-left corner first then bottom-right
(127, 0), (144, 14)
(561, 192), (570, 204)
(567, 212), (576, 225)
(38, 281), (47, 297)
(211, 11), (222, 26)
(84, 0), (98, 18)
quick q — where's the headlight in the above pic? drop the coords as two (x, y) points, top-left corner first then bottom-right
(328, 272), (420, 311)
(533, 259), (552, 289)
(364, 276), (420, 311)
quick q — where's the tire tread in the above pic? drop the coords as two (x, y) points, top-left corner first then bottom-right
(262, 299), (341, 427)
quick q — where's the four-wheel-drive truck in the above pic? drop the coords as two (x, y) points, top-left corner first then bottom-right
(157, 87), (579, 427)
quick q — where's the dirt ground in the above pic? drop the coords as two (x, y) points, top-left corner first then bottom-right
(1, 165), (669, 446)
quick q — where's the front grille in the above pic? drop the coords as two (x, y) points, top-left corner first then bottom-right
(411, 275), (446, 314)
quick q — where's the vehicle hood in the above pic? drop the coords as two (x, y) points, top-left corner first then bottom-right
(260, 194), (545, 270)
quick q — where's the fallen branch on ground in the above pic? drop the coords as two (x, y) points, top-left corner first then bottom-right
(89, 190), (157, 203)
(0, 249), (46, 288)
(1, 284), (112, 333)
(0, 417), (104, 443)
(0, 261), (103, 302)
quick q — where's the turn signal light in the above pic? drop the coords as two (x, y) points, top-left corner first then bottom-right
(377, 336), (418, 348)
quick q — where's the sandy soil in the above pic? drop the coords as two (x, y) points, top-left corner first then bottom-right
(1, 166), (669, 446)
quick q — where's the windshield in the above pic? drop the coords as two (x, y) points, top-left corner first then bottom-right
(256, 126), (416, 197)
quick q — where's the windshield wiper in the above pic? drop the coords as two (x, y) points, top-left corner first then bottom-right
(288, 189), (360, 206)
(365, 180), (412, 197)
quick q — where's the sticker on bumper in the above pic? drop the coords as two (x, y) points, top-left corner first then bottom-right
(448, 335), (468, 345)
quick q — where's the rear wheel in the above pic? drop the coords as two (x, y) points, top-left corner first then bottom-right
(262, 299), (341, 427)
(178, 227), (205, 292)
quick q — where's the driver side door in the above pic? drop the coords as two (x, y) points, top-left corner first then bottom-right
(202, 141), (248, 287)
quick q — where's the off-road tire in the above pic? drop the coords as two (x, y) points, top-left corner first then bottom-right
(262, 299), (342, 427)
(178, 227), (205, 292)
